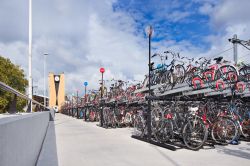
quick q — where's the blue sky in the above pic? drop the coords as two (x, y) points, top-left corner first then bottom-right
(113, 0), (212, 49)
(0, 0), (250, 95)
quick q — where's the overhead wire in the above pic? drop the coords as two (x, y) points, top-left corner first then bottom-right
(238, 53), (250, 62)
(206, 47), (233, 59)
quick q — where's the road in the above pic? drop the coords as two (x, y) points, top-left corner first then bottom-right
(37, 113), (250, 166)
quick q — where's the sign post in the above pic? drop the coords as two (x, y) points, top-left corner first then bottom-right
(84, 81), (88, 121)
(99, 67), (105, 127)
(76, 90), (79, 118)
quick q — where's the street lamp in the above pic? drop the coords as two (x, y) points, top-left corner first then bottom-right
(99, 67), (105, 127)
(84, 81), (88, 121)
(146, 25), (153, 140)
(28, 0), (33, 112)
(43, 53), (48, 108)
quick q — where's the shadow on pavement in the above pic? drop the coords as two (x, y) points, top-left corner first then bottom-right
(36, 121), (59, 166)
(152, 145), (181, 166)
(216, 145), (250, 160)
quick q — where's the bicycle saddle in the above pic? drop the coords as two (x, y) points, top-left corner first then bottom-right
(223, 60), (230, 63)
(214, 56), (223, 62)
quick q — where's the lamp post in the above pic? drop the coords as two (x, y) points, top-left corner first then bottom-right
(28, 0), (33, 112)
(100, 67), (105, 127)
(43, 53), (48, 108)
(146, 25), (153, 140)
(84, 81), (88, 121)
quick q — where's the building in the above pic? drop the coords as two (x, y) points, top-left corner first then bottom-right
(33, 94), (49, 107)
(48, 73), (65, 111)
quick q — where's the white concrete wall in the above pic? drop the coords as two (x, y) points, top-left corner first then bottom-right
(0, 112), (50, 166)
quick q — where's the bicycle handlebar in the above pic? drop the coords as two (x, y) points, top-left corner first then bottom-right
(198, 57), (208, 61)
(164, 50), (179, 59)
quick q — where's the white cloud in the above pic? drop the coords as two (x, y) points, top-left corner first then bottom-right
(199, 3), (214, 15)
(210, 0), (250, 28)
(166, 11), (191, 22)
(199, 0), (250, 62)
(0, 0), (148, 96)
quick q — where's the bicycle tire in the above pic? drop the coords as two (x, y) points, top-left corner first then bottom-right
(239, 66), (250, 82)
(175, 64), (186, 84)
(211, 117), (238, 145)
(182, 117), (208, 150)
(241, 119), (250, 138)
(214, 65), (238, 83)
(154, 119), (174, 143)
(134, 114), (146, 137)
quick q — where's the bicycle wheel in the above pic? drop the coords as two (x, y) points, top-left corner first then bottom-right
(151, 105), (163, 141)
(151, 105), (162, 131)
(85, 108), (90, 120)
(89, 110), (94, 121)
(151, 72), (157, 85)
(182, 117), (208, 150)
(175, 64), (186, 83)
(154, 119), (174, 143)
(154, 72), (162, 85)
(133, 114), (145, 137)
(103, 107), (109, 126)
(239, 66), (250, 82)
(241, 119), (250, 138)
(167, 72), (175, 89)
(214, 65), (238, 83)
(124, 112), (132, 127)
(191, 76), (204, 89)
(111, 115), (117, 128)
(185, 72), (194, 86)
(95, 110), (100, 121)
(160, 70), (169, 84)
(211, 117), (238, 145)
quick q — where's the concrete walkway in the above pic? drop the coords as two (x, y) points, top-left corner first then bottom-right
(37, 114), (250, 166)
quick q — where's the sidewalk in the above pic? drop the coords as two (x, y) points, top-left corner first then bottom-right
(37, 113), (250, 166)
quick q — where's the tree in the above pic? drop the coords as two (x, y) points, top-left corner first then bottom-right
(0, 56), (28, 113)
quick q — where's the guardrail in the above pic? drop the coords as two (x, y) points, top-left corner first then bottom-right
(0, 81), (49, 113)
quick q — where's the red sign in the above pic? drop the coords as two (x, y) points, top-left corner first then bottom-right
(100, 67), (105, 73)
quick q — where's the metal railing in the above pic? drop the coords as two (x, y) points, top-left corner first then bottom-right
(0, 81), (49, 114)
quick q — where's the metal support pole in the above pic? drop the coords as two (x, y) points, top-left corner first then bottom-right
(43, 53), (48, 107)
(76, 91), (79, 118)
(84, 85), (87, 121)
(85, 86), (87, 102)
(147, 26), (152, 140)
(28, 0), (33, 112)
(233, 34), (238, 64)
(71, 95), (73, 117)
(67, 102), (69, 115)
(100, 73), (104, 127)
(8, 94), (17, 114)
